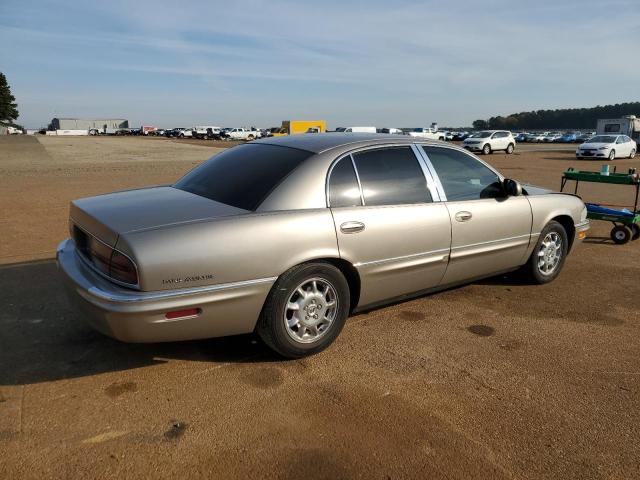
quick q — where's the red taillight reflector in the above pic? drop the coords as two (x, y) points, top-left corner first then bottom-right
(165, 308), (201, 320)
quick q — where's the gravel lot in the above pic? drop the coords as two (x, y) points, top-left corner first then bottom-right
(1, 135), (639, 479)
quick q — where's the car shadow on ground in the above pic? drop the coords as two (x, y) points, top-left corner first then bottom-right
(0, 260), (282, 387)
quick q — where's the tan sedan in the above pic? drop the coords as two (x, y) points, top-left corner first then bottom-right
(57, 134), (589, 357)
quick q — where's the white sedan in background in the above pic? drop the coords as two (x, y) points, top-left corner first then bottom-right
(576, 135), (637, 160)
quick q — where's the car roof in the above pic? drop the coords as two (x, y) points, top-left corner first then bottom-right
(253, 132), (418, 154)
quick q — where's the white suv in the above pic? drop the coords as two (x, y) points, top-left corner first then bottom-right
(463, 130), (515, 155)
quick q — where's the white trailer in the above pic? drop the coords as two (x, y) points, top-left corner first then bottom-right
(596, 116), (640, 142)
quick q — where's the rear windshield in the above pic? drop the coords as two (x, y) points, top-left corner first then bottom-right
(174, 144), (312, 210)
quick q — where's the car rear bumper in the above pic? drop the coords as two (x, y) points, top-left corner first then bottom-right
(56, 239), (275, 343)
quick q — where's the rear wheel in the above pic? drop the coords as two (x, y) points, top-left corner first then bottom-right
(608, 149), (616, 160)
(257, 262), (350, 358)
(611, 225), (632, 244)
(506, 143), (515, 154)
(631, 224), (640, 241)
(524, 221), (568, 284)
(629, 149), (636, 159)
(482, 143), (491, 155)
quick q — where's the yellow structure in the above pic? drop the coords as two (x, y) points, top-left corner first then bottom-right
(271, 120), (327, 136)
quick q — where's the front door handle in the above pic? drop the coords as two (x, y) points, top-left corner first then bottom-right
(340, 221), (365, 234)
(455, 211), (473, 222)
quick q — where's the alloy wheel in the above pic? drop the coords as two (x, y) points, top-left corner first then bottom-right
(537, 232), (563, 276)
(284, 278), (338, 344)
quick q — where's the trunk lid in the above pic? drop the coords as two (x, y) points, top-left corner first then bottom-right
(70, 186), (248, 246)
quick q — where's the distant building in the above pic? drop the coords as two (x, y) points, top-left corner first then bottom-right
(49, 118), (129, 131)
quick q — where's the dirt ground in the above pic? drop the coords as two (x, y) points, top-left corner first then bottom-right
(1, 136), (639, 479)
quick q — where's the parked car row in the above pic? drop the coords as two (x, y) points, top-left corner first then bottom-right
(513, 131), (597, 143)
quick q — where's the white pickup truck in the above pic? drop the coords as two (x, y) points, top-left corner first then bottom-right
(227, 128), (262, 140)
(7, 126), (23, 135)
(407, 123), (445, 141)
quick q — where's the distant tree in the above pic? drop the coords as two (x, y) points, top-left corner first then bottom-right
(473, 102), (640, 130)
(0, 72), (19, 125)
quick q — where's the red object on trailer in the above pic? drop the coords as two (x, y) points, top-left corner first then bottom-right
(141, 125), (157, 135)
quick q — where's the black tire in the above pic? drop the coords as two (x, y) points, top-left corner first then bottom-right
(257, 262), (350, 358)
(608, 149), (615, 161)
(482, 143), (491, 155)
(523, 221), (569, 284)
(506, 143), (515, 154)
(631, 224), (640, 241)
(611, 225), (632, 244)
(630, 149), (636, 159)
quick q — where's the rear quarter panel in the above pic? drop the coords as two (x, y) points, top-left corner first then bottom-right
(115, 209), (339, 292)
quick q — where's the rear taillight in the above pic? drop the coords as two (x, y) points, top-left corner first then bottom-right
(72, 225), (138, 287)
(110, 250), (138, 285)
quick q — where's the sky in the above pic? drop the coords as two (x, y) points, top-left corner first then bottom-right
(1, 0), (639, 129)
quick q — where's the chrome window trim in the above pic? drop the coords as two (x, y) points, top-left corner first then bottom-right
(326, 143), (437, 207)
(71, 221), (140, 290)
(325, 153), (364, 208)
(350, 154), (366, 206)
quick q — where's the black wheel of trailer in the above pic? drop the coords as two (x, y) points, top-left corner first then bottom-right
(611, 225), (632, 244)
(631, 224), (640, 241)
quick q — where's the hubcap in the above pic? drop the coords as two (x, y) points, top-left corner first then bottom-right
(614, 230), (626, 240)
(284, 278), (338, 344)
(537, 232), (563, 275)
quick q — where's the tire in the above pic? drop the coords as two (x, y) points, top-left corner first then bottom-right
(608, 149), (615, 161)
(247, 135), (255, 140)
(257, 262), (350, 358)
(523, 221), (569, 284)
(482, 143), (491, 155)
(506, 143), (515, 154)
(630, 149), (636, 159)
(611, 225), (632, 245)
(631, 224), (640, 241)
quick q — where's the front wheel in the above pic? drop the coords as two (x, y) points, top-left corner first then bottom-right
(257, 262), (350, 358)
(482, 143), (491, 155)
(523, 221), (568, 284)
(506, 143), (514, 154)
(608, 149), (616, 161)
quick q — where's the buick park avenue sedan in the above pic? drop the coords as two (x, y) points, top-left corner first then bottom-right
(57, 134), (589, 358)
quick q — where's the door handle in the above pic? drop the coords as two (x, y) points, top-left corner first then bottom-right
(340, 221), (365, 234)
(455, 211), (473, 222)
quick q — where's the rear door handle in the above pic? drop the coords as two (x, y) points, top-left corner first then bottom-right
(455, 211), (473, 222)
(340, 221), (365, 234)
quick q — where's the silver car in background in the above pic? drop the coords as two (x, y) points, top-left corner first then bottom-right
(57, 134), (589, 358)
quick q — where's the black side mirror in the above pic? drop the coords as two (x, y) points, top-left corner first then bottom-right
(503, 178), (522, 196)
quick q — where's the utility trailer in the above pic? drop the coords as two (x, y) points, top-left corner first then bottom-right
(561, 167), (640, 244)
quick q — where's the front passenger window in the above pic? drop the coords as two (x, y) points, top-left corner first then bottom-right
(422, 146), (503, 201)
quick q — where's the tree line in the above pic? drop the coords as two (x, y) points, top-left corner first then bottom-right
(0, 72), (19, 126)
(472, 102), (640, 130)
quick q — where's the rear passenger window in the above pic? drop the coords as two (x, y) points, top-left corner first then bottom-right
(422, 146), (503, 201)
(352, 147), (432, 206)
(329, 157), (362, 207)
